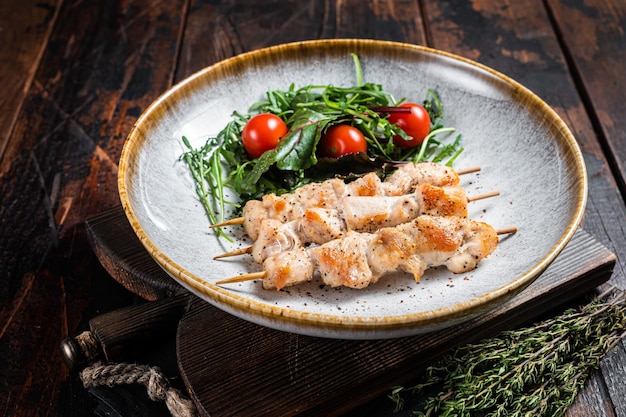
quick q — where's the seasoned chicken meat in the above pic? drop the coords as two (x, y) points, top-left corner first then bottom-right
(250, 183), (468, 263)
(241, 162), (465, 239)
(252, 219), (303, 264)
(262, 247), (315, 290)
(382, 161), (459, 194)
(309, 232), (375, 289)
(261, 215), (498, 290)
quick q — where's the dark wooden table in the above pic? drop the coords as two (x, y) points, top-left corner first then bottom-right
(2, 1), (626, 416)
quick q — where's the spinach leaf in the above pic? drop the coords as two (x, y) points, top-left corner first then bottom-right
(275, 109), (334, 171)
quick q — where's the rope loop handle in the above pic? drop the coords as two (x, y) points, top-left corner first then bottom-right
(81, 362), (197, 417)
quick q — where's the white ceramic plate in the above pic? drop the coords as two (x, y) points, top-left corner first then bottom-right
(118, 39), (587, 339)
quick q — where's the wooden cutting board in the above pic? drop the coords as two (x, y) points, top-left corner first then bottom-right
(85, 205), (616, 417)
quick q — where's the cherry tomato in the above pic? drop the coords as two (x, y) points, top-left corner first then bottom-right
(318, 125), (367, 158)
(241, 113), (288, 158)
(387, 102), (431, 148)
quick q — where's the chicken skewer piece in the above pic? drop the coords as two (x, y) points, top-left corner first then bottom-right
(216, 223), (517, 262)
(215, 186), (499, 263)
(212, 163), (481, 237)
(238, 187), (497, 264)
(215, 215), (515, 291)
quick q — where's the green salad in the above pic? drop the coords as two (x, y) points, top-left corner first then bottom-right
(181, 54), (462, 239)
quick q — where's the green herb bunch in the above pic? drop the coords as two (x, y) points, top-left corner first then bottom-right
(180, 55), (462, 236)
(389, 288), (626, 417)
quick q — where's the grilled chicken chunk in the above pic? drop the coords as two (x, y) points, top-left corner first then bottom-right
(252, 219), (303, 264)
(262, 215), (498, 290)
(299, 207), (346, 244)
(242, 162), (464, 239)
(309, 232), (375, 289)
(383, 161), (460, 194)
(262, 247), (314, 290)
(250, 183), (468, 263)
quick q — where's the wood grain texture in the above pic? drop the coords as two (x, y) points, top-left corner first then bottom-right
(0, 1), (186, 415)
(176, 0), (426, 81)
(178, 229), (614, 417)
(0, 0), (186, 305)
(566, 370), (613, 417)
(89, 293), (190, 364)
(599, 347), (626, 417)
(546, 0), (626, 188)
(544, 0), (626, 292)
(86, 206), (186, 300)
(0, 0), (60, 164)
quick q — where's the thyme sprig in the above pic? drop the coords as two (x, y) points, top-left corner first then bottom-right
(390, 288), (626, 417)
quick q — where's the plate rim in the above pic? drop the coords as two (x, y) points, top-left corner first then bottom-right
(118, 38), (588, 337)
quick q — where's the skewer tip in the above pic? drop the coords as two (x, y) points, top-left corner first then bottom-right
(496, 226), (517, 235)
(215, 271), (267, 285)
(456, 166), (481, 175)
(210, 217), (245, 228)
(468, 190), (500, 202)
(213, 246), (253, 259)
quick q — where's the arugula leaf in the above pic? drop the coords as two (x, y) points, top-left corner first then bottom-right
(240, 148), (277, 191)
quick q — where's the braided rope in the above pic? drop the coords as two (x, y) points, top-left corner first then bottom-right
(74, 331), (101, 363)
(80, 362), (197, 417)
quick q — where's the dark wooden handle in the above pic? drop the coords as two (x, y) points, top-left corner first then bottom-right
(91, 293), (191, 363)
(61, 294), (191, 369)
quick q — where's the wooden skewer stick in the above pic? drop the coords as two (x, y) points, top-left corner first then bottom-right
(467, 190), (500, 202)
(456, 166), (481, 175)
(210, 217), (244, 228)
(213, 246), (252, 259)
(209, 166), (483, 229)
(214, 247), (252, 260)
(496, 226), (518, 235)
(214, 227), (518, 285)
(215, 271), (267, 285)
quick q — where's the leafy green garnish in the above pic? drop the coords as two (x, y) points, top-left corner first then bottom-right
(180, 55), (462, 231)
(389, 289), (626, 417)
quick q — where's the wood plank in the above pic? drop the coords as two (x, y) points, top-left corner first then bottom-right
(566, 369), (614, 417)
(598, 347), (626, 417)
(0, 0), (60, 165)
(85, 205), (186, 300)
(546, 0), (626, 189)
(177, 0), (426, 81)
(178, 228), (614, 417)
(547, 1), (626, 409)
(88, 293), (191, 364)
(0, 1), (186, 416)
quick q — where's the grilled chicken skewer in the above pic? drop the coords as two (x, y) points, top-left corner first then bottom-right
(213, 162), (480, 239)
(220, 184), (498, 264)
(216, 215), (511, 291)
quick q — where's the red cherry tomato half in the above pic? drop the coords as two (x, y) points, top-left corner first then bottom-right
(319, 125), (367, 158)
(241, 113), (288, 158)
(388, 102), (431, 148)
